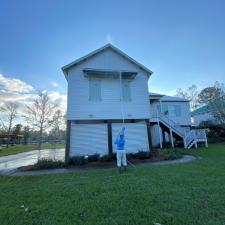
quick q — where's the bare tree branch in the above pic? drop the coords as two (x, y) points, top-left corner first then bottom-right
(176, 85), (199, 110)
(0, 102), (19, 147)
(23, 91), (60, 156)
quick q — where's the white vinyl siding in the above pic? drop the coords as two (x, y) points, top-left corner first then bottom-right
(162, 104), (168, 115)
(70, 124), (108, 156)
(168, 105), (181, 117)
(150, 101), (191, 125)
(112, 123), (149, 153)
(175, 105), (181, 117)
(67, 48), (150, 120)
(89, 79), (101, 101)
(162, 105), (181, 117)
(122, 81), (131, 101)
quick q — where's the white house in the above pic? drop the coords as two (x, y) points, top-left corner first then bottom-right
(62, 44), (207, 162)
(191, 105), (215, 126)
(191, 101), (224, 126)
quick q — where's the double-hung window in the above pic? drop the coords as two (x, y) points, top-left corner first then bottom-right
(122, 80), (131, 101)
(162, 105), (181, 117)
(174, 105), (181, 117)
(167, 105), (181, 117)
(89, 79), (101, 101)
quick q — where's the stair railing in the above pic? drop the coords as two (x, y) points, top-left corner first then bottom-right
(158, 112), (186, 137)
(184, 130), (195, 148)
(195, 129), (207, 140)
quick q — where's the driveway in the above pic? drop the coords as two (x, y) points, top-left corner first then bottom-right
(0, 149), (65, 174)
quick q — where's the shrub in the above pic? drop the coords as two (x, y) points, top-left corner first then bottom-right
(87, 153), (100, 162)
(207, 126), (225, 143)
(126, 153), (134, 160)
(99, 154), (113, 162)
(69, 156), (87, 166)
(111, 153), (117, 160)
(162, 142), (172, 148)
(160, 149), (182, 160)
(151, 148), (160, 158)
(33, 158), (64, 170)
(135, 151), (151, 160)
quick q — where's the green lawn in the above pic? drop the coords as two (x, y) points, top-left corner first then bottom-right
(0, 143), (65, 157)
(1, 143), (225, 225)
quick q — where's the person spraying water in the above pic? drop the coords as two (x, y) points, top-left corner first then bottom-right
(114, 126), (127, 173)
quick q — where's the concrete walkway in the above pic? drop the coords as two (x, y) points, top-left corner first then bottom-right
(0, 149), (65, 175)
(4, 155), (196, 176)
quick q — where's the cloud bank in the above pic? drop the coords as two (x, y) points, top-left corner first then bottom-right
(0, 74), (67, 120)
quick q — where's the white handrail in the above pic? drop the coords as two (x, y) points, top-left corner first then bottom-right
(195, 129), (207, 140)
(152, 109), (207, 149)
(158, 113), (186, 137)
(184, 130), (195, 147)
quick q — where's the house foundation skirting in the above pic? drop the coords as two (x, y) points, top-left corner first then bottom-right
(66, 119), (153, 160)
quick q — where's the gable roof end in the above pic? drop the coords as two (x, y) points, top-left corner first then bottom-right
(61, 43), (153, 78)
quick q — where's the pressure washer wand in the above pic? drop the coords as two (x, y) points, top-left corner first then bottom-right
(127, 159), (136, 168)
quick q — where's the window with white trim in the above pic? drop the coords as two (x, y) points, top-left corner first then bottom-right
(122, 81), (131, 101)
(168, 105), (181, 117)
(89, 79), (101, 101)
(162, 104), (181, 117)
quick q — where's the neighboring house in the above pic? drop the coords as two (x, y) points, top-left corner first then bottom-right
(191, 101), (224, 126)
(62, 44), (207, 162)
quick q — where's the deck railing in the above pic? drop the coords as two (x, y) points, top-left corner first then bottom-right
(151, 109), (208, 148)
(194, 129), (207, 140)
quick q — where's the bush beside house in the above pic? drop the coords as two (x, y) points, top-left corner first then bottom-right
(19, 149), (183, 171)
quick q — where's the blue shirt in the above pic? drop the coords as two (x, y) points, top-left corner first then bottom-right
(114, 127), (125, 150)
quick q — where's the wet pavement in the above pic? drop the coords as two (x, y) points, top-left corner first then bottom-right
(0, 149), (65, 174)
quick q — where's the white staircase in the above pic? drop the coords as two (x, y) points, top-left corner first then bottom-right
(152, 113), (208, 149)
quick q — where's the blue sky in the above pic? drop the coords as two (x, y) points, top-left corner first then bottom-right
(0, 0), (225, 97)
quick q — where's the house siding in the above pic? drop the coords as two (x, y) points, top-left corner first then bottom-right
(192, 112), (215, 126)
(150, 101), (191, 126)
(67, 48), (150, 120)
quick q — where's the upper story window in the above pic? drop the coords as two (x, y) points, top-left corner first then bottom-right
(89, 79), (101, 101)
(122, 80), (131, 102)
(162, 104), (181, 117)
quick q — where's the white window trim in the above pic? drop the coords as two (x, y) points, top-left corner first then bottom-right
(89, 79), (102, 102)
(122, 80), (132, 102)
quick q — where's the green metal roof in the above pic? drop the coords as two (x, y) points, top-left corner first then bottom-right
(191, 99), (225, 116)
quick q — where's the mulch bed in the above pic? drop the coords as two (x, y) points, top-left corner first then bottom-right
(18, 156), (164, 172)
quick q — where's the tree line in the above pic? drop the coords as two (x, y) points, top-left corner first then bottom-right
(176, 81), (225, 124)
(0, 91), (66, 152)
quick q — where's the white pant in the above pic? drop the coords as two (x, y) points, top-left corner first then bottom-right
(116, 150), (127, 167)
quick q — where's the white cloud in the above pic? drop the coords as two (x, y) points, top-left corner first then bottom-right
(0, 74), (34, 94)
(0, 74), (67, 124)
(48, 91), (67, 113)
(0, 74), (35, 107)
(52, 81), (58, 87)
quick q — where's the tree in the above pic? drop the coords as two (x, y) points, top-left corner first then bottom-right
(198, 82), (225, 104)
(176, 85), (199, 110)
(22, 126), (30, 145)
(12, 124), (23, 144)
(13, 124), (22, 136)
(0, 102), (19, 147)
(213, 100), (225, 124)
(198, 82), (225, 124)
(24, 91), (60, 155)
(50, 110), (64, 143)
